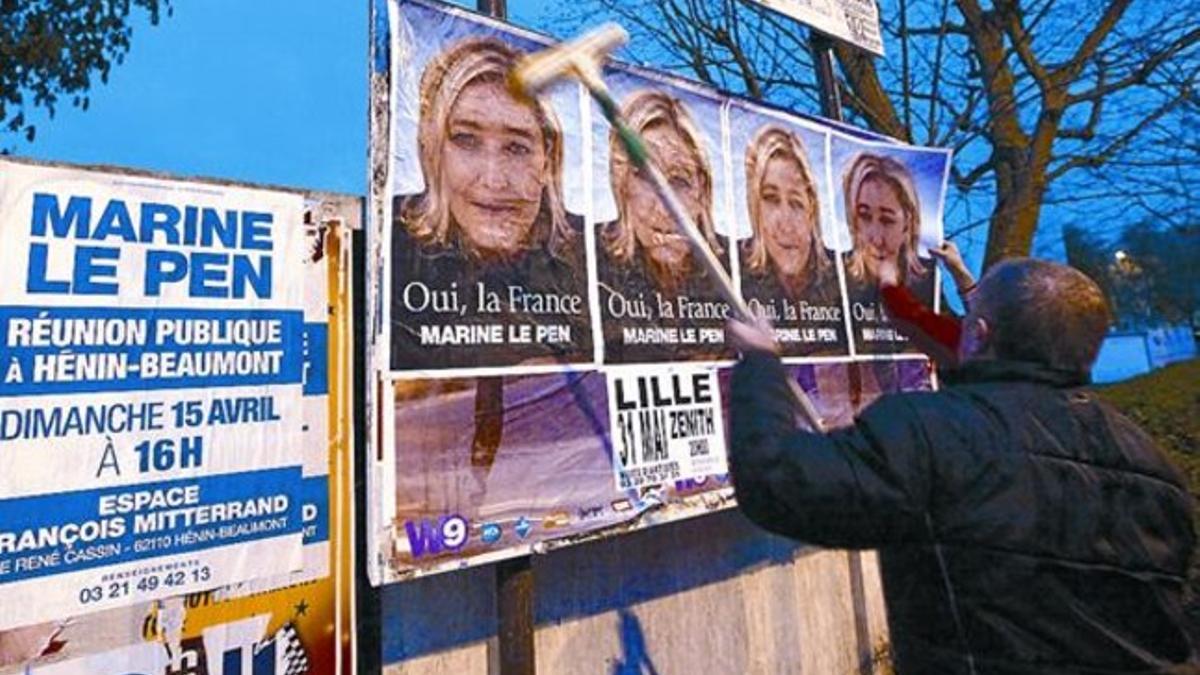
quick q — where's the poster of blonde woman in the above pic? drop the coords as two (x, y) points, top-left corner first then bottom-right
(592, 75), (733, 364)
(369, 0), (949, 582)
(378, 0), (644, 579)
(728, 105), (849, 358)
(830, 134), (951, 356)
(387, 8), (593, 371)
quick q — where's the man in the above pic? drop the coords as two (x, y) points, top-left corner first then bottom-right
(727, 258), (1197, 673)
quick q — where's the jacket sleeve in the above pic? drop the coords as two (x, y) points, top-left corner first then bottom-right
(880, 284), (962, 367)
(729, 351), (933, 549)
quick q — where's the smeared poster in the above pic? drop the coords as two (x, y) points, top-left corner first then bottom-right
(829, 134), (952, 356)
(386, 4), (593, 371)
(0, 175), (355, 675)
(0, 161), (306, 629)
(591, 73), (734, 364)
(369, 0), (950, 579)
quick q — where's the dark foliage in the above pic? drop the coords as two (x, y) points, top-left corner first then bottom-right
(0, 0), (170, 142)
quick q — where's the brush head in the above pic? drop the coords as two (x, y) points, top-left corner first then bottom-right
(508, 23), (628, 99)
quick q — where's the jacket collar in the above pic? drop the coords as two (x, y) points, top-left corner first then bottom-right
(945, 359), (1089, 388)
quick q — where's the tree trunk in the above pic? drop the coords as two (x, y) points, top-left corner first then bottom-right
(983, 88), (1067, 269)
(984, 151), (1047, 268)
(834, 44), (909, 141)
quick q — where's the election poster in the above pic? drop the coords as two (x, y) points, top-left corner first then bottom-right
(385, 2), (594, 371)
(369, 0), (950, 582)
(0, 163), (356, 675)
(728, 102), (850, 358)
(829, 133), (952, 356)
(0, 160), (308, 629)
(591, 69), (734, 365)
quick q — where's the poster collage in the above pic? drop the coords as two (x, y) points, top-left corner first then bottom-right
(371, 0), (951, 577)
(0, 1), (956, 670)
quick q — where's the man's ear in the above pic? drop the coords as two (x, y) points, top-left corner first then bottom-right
(959, 315), (991, 361)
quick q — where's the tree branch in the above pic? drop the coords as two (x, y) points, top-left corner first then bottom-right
(1048, 87), (1190, 180)
(994, 0), (1050, 89)
(833, 42), (908, 139)
(1060, 0), (1132, 78)
(1069, 26), (1200, 103)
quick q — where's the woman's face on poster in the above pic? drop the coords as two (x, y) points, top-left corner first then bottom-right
(626, 122), (704, 272)
(853, 176), (908, 280)
(442, 78), (547, 258)
(759, 154), (815, 277)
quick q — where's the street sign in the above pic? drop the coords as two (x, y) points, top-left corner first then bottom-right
(752, 0), (885, 56)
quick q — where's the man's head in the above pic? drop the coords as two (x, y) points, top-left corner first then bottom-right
(959, 258), (1113, 378)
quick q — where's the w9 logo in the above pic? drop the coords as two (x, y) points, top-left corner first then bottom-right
(404, 514), (469, 558)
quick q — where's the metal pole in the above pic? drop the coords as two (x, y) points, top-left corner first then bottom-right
(809, 32), (843, 122)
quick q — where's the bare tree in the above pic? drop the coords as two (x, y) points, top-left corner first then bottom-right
(544, 0), (1199, 269)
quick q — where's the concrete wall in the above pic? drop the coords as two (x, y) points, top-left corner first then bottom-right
(1093, 327), (1197, 384)
(381, 510), (890, 674)
(1093, 334), (1152, 384)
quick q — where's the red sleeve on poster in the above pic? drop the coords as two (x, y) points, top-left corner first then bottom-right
(880, 284), (963, 365)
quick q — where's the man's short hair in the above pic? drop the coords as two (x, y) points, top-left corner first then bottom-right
(972, 258), (1113, 377)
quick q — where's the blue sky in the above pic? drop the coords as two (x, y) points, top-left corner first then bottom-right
(10, 0), (370, 194)
(7, 0), (570, 195)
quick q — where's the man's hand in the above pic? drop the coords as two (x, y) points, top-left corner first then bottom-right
(727, 315), (780, 356)
(930, 240), (975, 290)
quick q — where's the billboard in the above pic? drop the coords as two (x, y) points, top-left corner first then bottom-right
(367, 0), (951, 581)
(0, 160), (356, 675)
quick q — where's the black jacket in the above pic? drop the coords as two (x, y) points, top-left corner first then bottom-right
(731, 352), (1197, 674)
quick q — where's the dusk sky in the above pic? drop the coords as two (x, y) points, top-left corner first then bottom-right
(9, 0), (1179, 285)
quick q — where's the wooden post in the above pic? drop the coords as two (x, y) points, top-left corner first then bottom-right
(496, 556), (535, 675)
(477, 0), (507, 20)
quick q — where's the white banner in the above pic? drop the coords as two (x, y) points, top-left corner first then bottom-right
(752, 0), (884, 56)
(0, 161), (307, 630)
